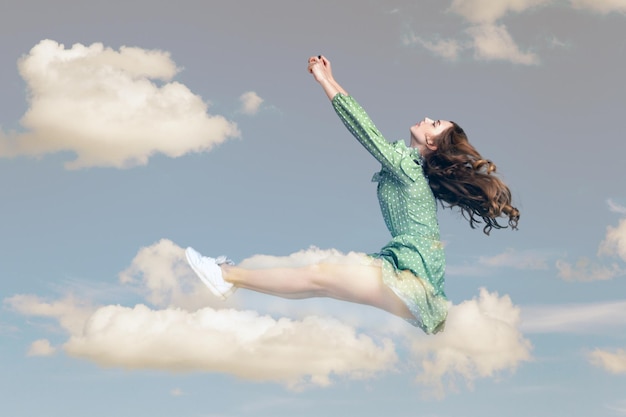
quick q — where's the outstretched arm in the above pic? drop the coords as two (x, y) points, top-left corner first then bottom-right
(307, 55), (417, 183)
(308, 55), (348, 100)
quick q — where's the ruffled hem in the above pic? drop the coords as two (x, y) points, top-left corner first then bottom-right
(375, 257), (448, 334)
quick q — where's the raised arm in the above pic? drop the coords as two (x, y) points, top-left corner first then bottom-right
(308, 55), (348, 100)
(307, 56), (421, 184)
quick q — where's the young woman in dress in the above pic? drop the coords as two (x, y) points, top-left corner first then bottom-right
(185, 55), (519, 334)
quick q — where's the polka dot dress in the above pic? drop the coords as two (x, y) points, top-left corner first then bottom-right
(333, 94), (448, 334)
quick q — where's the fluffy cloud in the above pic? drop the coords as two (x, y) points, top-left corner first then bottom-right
(118, 238), (222, 311)
(239, 246), (373, 269)
(0, 40), (240, 169)
(409, 0), (624, 65)
(64, 304), (397, 389)
(27, 339), (56, 357)
(6, 241), (397, 389)
(599, 218), (626, 261)
(239, 91), (264, 115)
(467, 24), (539, 65)
(6, 241), (531, 393)
(557, 204), (626, 281)
(589, 349), (626, 374)
(5, 294), (94, 334)
(403, 33), (462, 61)
(409, 289), (532, 398)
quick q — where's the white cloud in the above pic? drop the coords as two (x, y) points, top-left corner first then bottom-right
(27, 339), (56, 357)
(409, 288), (532, 398)
(239, 246), (373, 269)
(478, 248), (550, 270)
(0, 39), (240, 169)
(118, 238), (225, 311)
(419, 38), (463, 61)
(570, 0), (626, 14)
(404, 32), (462, 61)
(557, 210), (626, 281)
(608, 199), (626, 214)
(65, 304), (397, 389)
(448, 0), (552, 24)
(521, 300), (626, 333)
(467, 24), (540, 65)
(239, 91), (264, 115)
(408, 0), (625, 65)
(6, 243), (533, 394)
(6, 243), (397, 389)
(556, 258), (622, 281)
(4, 294), (94, 334)
(599, 218), (626, 261)
(589, 349), (626, 374)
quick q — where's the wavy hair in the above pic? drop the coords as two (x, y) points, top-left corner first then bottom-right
(421, 122), (520, 235)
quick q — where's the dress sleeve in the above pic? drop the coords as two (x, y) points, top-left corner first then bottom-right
(332, 93), (408, 179)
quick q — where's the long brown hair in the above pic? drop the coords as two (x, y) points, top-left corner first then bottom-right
(422, 122), (520, 235)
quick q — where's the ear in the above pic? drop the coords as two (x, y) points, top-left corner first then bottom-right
(425, 136), (438, 151)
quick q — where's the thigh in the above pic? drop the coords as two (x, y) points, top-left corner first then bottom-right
(313, 262), (413, 319)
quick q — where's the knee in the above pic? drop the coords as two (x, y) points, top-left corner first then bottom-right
(303, 264), (332, 297)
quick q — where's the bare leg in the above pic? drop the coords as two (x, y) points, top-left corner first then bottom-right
(222, 262), (413, 320)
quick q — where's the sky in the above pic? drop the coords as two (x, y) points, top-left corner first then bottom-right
(1, 0), (625, 416)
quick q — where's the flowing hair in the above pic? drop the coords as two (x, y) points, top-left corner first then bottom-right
(422, 122), (520, 235)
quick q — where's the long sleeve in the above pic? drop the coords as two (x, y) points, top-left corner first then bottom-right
(332, 93), (410, 180)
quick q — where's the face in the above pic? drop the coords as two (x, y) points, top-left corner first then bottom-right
(410, 117), (454, 152)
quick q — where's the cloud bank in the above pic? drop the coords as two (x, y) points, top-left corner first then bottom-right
(5, 241), (531, 394)
(65, 304), (398, 389)
(406, 0), (625, 64)
(0, 40), (240, 169)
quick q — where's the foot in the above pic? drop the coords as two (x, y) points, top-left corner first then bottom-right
(185, 247), (236, 300)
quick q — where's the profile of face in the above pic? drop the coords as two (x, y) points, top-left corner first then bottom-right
(410, 117), (454, 153)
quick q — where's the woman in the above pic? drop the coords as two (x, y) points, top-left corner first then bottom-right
(185, 55), (519, 334)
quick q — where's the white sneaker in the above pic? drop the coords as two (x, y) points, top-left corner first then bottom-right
(185, 247), (235, 300)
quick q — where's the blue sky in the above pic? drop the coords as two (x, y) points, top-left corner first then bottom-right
(1, 0), (626, 416)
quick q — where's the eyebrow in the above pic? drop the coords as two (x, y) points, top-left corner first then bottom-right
(436, 120), (441, 127)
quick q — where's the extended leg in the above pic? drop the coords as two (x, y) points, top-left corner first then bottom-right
(222, 262), (413, 320)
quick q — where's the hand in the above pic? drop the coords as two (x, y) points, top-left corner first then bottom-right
(307, 55), (347, 100)
(307, 55), (333, 84)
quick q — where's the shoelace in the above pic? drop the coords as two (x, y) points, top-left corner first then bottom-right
(215, 255), (234, 266)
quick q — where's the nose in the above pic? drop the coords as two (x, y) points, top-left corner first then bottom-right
(424, 117), (433, 123)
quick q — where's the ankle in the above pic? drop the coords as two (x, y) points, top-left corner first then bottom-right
(221, 264), (235, 284)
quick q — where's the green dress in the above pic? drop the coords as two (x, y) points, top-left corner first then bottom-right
(332, 93), (448, 334)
